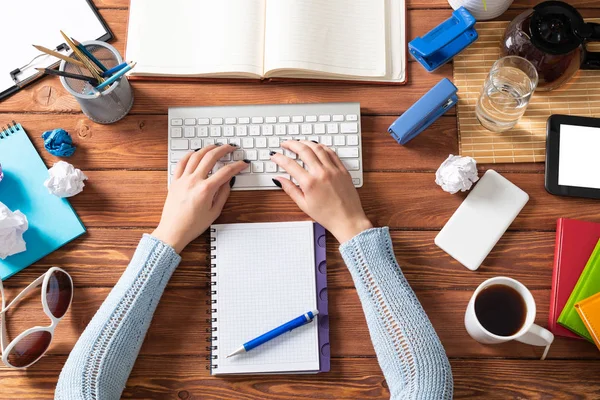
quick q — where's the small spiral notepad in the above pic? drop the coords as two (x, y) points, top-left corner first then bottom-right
(208, 221), (329, 375)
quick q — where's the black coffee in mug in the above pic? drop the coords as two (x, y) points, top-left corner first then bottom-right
(474, 284), (527, 337)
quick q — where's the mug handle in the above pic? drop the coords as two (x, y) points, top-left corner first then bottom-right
(515, 324), (554, 360)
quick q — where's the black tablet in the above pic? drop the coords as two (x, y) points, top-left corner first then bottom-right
(545, 115), (600, 199)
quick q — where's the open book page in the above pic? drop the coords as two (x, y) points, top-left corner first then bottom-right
(127, 0), (266, 78)
(212, 222), (320, 374)
(263, 0), (387, 79)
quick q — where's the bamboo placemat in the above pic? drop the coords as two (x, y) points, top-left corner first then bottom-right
(453, 20), (600, 164)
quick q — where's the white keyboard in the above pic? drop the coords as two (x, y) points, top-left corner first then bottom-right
(168, 103), (363, 190)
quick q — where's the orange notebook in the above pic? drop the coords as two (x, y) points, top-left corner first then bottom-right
(125, 0), (407, 85)
(575, 292), (600, 351)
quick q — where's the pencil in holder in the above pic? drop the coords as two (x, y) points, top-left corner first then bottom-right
(59, 41), (134, 124)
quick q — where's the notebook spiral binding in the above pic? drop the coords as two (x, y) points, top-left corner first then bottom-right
(206, 227), (219, 372)
(0, 121), (19, 139)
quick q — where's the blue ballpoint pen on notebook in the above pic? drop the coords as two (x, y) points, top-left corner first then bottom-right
(226, 310), (319, 358)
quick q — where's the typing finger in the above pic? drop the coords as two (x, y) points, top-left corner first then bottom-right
(273, 176), (307, 211)
(195, 144), (237, 178)
(211, 180), (232, 213)
(207, 160), (249, 189)
(296, 140), (338, 169)
(183, 145), (218, 176)
(173, 151), (195, 180)
(280, 140), (323, 171)
(320, 143), (347, 171)
(270, 152), (309, 185)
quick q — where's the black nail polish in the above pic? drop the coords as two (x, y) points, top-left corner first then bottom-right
(269, 151), (276, 156)
(215, 143), (223, 147)
(272, 179), (282, 188)
(194, 148), (201, 152)
(229, 176), (236, 188)
(311, 140), (318, 144)
(294, 139), (300, 141)
(229, 143), (238, 147)
(243, 159), (251, 164)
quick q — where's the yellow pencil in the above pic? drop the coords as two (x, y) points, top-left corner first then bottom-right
(32, 45), (86, 68)
(59, 31), (104, 83)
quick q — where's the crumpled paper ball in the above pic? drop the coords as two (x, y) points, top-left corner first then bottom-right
(44, 161), (88, 198)
(0, 201), (28, 260)
(435, 154), (479, 194)
(42, 128), (76, 157)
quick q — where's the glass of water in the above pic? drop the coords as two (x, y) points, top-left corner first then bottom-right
(475, 56), (538, 132)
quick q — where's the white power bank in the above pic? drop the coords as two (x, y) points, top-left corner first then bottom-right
(434, 170), (529, 271)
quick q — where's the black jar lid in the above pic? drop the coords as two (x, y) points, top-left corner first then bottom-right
(530, 1), (585, 55)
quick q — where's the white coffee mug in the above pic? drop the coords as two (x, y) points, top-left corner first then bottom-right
(465, 277), (554, 360)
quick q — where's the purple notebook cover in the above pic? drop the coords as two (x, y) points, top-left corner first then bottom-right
(314, 223), (330, 373)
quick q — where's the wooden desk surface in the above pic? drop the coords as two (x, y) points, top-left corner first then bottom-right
(2, 1), (600, 398)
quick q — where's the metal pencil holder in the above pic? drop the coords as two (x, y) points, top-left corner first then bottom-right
(59, 41), (134, 124)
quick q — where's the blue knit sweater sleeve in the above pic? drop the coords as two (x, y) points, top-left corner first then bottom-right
(339, 227), (453, 399)
(55, 234), (181, 400)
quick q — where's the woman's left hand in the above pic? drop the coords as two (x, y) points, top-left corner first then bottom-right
(152, 144), (247, 253)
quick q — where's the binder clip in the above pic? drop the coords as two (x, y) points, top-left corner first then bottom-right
(388, 78), (458, 145)
(409, 7), (478, 72)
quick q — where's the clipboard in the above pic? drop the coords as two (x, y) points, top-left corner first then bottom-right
(0, 0), (113, 102)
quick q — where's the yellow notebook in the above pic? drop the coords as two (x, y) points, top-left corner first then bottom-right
(575, 292), (600, 352)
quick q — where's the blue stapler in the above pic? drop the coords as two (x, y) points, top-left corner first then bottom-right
(409, 7), (478, 72)
(388, 78), (458, 145)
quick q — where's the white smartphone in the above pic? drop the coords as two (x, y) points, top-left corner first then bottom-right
(435, 170), (529, 271)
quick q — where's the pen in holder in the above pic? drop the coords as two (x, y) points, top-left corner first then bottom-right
(59, 41), (134, 124)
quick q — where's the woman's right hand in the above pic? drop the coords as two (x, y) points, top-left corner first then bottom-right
(270, 140), (372, 243)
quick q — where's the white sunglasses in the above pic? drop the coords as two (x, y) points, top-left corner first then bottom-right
(0, 267), (73, 369)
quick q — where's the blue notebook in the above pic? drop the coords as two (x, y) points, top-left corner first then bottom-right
(0, 122), (85, 279)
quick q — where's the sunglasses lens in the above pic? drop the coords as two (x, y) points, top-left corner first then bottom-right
(7, 331), (52, 368)
(46, 270), (72, 319)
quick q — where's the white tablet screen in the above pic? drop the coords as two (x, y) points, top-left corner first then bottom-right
(558, 124), (600, 189)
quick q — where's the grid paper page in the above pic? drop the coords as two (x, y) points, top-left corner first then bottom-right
(211, 221), (319, 374)
(454, 20), (600, 164)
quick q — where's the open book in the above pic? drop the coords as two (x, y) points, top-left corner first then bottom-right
(126, 0), (406, 84)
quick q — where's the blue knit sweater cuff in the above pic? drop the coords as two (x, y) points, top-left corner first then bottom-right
(140, 233), (182, 270)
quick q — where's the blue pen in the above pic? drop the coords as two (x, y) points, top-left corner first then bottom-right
(91, 62), (136, 93)
(227, 310), (319, 358)
(101, 62), (128, 78)
(74, 41), (108, 72)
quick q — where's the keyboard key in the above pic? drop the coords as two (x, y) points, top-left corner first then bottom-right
(224, 126), (235, 137)
(346, 114), (358, 121)
(236, 126), (248, 136)
(225, 117), (237, 124)
(233, 174), (290, 188)
(320, 136), (333, 146)
(293, 136), (306, 141)
(326, 123), (339, 134)
(256, 137), (267, 148)
(301, 124), (313, 134)
(278, 165), (286, 173)
(347, 135), (359, 146)
(198, 118), (210, 125)
(184, 127), (195, 137)
(220, 153), (231, 162)
(333, 115), (344, 122)
(171, 118), (183, 126)
(242, 138), (254, 148)
(284, 149), (297, 159)
(340, 122), (358, 133)
(171, 151), (189, 162)
(266, 116), (277, 123)
(314, 123), (325, 134)
(241, 163), (251, 174)
(288, 124), (299, 135)
(250, 125), (261, 136)
(262, 125), (274, 135)
(279, 116), (291, 123)
(245, 149), (258, 160)
(334, 135), (346, 146)
(198, 126), (209, 137)
(292, 116), (303, 123)
(210, 126), (221, 137)
(342, 159), (360, 171)
(184, 118), (196, 126)
(205, 139), (216, 146)
(318, 115), (331, 122)
(211, 118), (223, 125)
(171, 139), (189, 150)
(252, 161), (264, 173)
(251, 117), (264, 124)
(268, 137), (280, 148)
(306, 115), (317, 122)
(337, 147), (359, 158)
(239, 117), (250, 124)
(215, 138), (227, 146)
(352, 178), (361, 185)
(233, 150), (244, 161)
(272, 148), (283, 154)
(275, 125), (286, 135)
(259, 149), (271, 160)
(265, 161), (277, 172)
(170, 164), (177, 175)
(171, 127), (183, 138)
(191, 139), (203, 150)
(229, 138), (241, 147)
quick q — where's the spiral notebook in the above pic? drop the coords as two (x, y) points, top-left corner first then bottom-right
(0, 122), (85, 279)
(209, 221), (329, 375)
